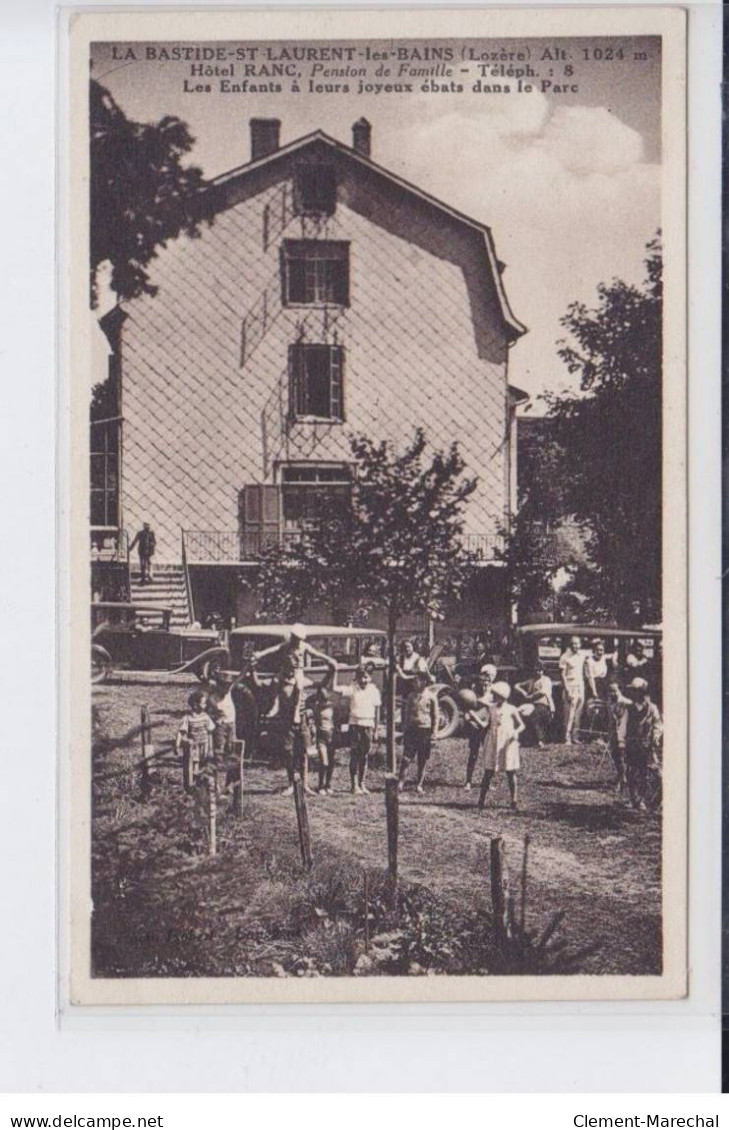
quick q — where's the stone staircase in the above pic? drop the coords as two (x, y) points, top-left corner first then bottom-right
(130, 563), (191, 628)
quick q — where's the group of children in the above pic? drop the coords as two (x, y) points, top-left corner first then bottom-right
(174, 627), (662, 814)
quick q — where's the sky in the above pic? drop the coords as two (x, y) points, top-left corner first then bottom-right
(91, 37), (662, 408)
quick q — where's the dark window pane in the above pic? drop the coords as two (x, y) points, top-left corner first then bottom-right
(287, 258), (307, 303)
(296, 166), (337, 215)
(306, 348), (332, 416)
(90, 454), (106, 490)
(106, 493), (119, 526)
(90, 491), (106, 527)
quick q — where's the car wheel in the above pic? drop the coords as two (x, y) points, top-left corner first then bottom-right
(91, 645), (111, 685)
(435, 691), (460, 740)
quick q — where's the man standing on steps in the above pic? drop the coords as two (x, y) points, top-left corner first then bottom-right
(129, 522), (156, 585)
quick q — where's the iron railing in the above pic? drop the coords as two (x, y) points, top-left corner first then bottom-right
(182, 530), (242, 564)
(463, 532), (503, 562)
(180, 529), (197, 624)
(182, 528), (503, 564)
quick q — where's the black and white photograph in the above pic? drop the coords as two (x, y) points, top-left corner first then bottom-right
(66, 6), (687, 1004)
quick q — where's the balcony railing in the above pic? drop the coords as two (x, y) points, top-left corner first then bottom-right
(183, 530), (243, 564)
(183, 528), (503, 564)
(463, 533), (504, 562)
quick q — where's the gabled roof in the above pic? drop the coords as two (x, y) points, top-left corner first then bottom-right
(208, 129), (527, 342)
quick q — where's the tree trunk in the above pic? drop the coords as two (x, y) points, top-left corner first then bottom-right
(386, 606), (398, 774)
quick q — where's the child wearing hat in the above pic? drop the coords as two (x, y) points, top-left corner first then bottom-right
(625, 677), (662, 811)
(477, 681), (525, 812)
(463, 664), (496, 790)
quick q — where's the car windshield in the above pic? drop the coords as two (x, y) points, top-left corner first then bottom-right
(308, 635), (359, 666)
(537, 637), (563, 659)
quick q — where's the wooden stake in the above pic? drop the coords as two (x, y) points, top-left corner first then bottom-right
(182, 742), (196, 792)
(385, 773), (399, 886)
(490, 835), (513, 953)
(520, 834), (531, 933)
(363, 871), (370, 952)
(140, 706), (153, 799)
(293, 774), (313, 871)
(207, 772), (217, 856)
(232, 739), (245, 817)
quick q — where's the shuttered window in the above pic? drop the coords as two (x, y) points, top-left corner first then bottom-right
(288, 344), (344, 421)
(282, 240), (349, 306)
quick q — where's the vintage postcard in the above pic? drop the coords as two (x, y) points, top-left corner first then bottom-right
(63, 6), (687, 1005)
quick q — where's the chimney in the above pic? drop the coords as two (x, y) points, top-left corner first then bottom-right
(352, 117), (372, 158)
(250, 118), (281, 161)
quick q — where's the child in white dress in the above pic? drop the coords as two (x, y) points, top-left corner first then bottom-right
(477, 681), (525, 811)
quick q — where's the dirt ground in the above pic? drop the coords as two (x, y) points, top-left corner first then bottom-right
(90, 675), (662, 978)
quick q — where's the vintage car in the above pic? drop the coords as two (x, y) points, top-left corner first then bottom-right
(193, 624), (461, 741)
(514, 622), (663, 741)
(91, 602), (223, 684)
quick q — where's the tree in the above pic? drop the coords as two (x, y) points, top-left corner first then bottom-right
(499, 422), (602, 622)
(508, 236), (662, 624)
(90, 78), (211, 305)
(254, 429), (478, 770)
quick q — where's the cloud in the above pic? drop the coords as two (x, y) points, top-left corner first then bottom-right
(371, 101), (660, 400)
(535, 105), (645, 176)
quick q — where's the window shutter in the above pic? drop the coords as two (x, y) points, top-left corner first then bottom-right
(289, 345), (304, 418)
(330, 347), (344, 421)
(241, 484), (261, 558)
(241, 484), (282, 556)
(260, 485), (282, 550)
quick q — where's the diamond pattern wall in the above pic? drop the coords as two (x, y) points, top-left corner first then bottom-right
(120, 149), (517, 561)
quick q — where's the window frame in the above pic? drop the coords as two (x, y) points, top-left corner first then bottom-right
(278, 463), (353, 533)
(281, 240), (350, 308)
(288, 343), (345, 423)
(90, 417), (121, 530)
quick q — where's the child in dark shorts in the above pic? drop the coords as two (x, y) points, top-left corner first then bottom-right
(398, 672), (438, 794)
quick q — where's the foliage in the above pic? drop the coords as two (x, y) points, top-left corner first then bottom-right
(505, 235), (662, 623)
(547, 234), (663, 623)
(254, 429), (478, 765)
(500, 427), (601, 621)
(90, 78), (211, 305)
(255, 428), (477, 625)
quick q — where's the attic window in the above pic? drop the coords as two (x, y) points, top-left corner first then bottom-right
(294, 164), (337, 216)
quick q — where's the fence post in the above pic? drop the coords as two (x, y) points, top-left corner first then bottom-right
(490, 835), (513, 954)
(363, 871), (371, 953)
(384, 773), (399, 888)
(520, 834), (531, 933)
(140, 706), (153, 799)
(182, 742), (196, 792)
(206, 771), (217, 856)
(293, 774), (313, 871)
(232, 739), (245, 817)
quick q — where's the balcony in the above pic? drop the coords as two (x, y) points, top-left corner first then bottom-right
(183, 528), (301, 564)
(182, 528), (503, 565)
